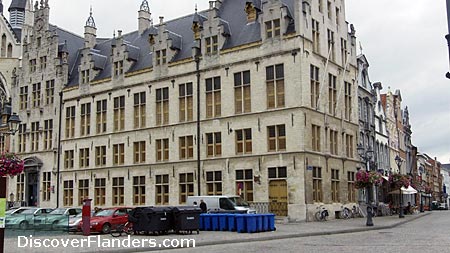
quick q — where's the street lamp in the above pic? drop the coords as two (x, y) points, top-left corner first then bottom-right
(357, 143), (374, 226)
(395, 155), (405, 218)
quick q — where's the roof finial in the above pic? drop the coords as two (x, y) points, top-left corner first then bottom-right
(85, 6), (96, 28)
(195, 4), (198, 13)
(90, 5), (92, 16)
(140, 0), (150, 12)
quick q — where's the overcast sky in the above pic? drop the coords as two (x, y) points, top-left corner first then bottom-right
(3, 0), (449, 164)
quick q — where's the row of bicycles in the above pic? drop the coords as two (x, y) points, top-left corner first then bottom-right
(314, 205), (368, 221)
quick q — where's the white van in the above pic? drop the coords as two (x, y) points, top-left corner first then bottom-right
(187, 195), (256, 213)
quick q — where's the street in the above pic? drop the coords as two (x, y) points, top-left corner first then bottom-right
(163, 211), (450, 253)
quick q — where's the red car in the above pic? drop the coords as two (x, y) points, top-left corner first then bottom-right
(81, 207), (132, 234)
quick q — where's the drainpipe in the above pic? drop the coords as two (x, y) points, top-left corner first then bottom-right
(446, 0), (450, 78)
(56, 91), (63, 208)
(194, 45), (201, 196)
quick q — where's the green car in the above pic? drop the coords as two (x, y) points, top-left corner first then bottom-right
(33, 208), (82, 230)
(5, 208), (54, 229)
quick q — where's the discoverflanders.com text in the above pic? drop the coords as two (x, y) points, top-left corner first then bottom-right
(18, 235), (196, 249)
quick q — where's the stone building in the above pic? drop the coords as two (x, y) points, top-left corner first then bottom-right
(372, 81), (389, 175)
(8, 0), (362, 221)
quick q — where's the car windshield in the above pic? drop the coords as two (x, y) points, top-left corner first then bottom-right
(11, 208), (28, 214)
(6, 209), (16, 215)
(21, 208), (38, 214)
(49, 208), (66, 215)
(94, 209), (114, 217)
(229, 196), (250, 207)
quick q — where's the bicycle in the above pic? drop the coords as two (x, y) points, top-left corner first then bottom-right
(339, 206), (351, 219)
(314, 205), (329, 221)
(351, 205), (364, 218)
(110, 222), (134, 237)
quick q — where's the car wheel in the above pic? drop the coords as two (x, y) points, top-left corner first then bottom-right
(19, 221), (29, 230)
(51, 221), (59, 231)
(102, 223), (111, 234)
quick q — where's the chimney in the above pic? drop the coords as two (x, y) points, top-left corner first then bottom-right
(138, 0), (151, 35)
(84, 8), (97, 48)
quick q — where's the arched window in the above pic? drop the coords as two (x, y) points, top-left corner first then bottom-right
(7, 43), (12, 58)
(1, 34), (6, 57)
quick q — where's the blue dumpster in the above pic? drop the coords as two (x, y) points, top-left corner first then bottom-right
(245, 214), (257, 233)
(218, 214), (228, 231)
(236, 214), (246, 233)
(268, 214), (275, 231)
(227, 214), (236, 231)
(199, 214), (204, 230)
(202, 214), (211, 231)
(255, 214), (263, 232)
(262, 214), (269, 231)
(210, 214), (220, 231)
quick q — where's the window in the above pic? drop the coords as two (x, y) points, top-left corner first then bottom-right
(330, 130), (338, 155)
(345, 135), (354, 158)
(134, 92), (146, 128)
(335, 7), (340, 26)
(331, 169), (340, 202)
(65, 106), (75, 138)
(114, 60), (124, 77)
(79, 148), (90, 168)
(206, 171), (222, 195)
(42, 172), (51, 202)
(206, 132), (221, 157)
(45, 80), (54, 105)
(179, 173), (194, 204)
(113, 96), (125, 131)
(29, 59), (36, 73)
(267, 125), (286, 152)
(81, 70), (90, 84)
(310, 65), (320, 108)
(266, 64), (285, 109)
(268, 167), (287, 179)
(64, 150), (74, 169)
(63, 180), (74, 206)
(265, 19), (281, 38)
(16, 174), (25, 202)
(179, 83), (193, 122)
(236, 129), (252, 155)
(348, 171), (356, 202)
(312, 19), (320, 53)
(327, 1), (332, 19)
(344, 82), (352, 120)
(112, 177), (125, 206)
(0, 136), (4, 153)
(96, 100), (107, 133)
(40, 56), (47, 70)
(156, 49), (167, 65)
(328, 73), (337, 114)
(18, 124), (26, 153)
(31, 122), (39, 151)
(156, 174), (169, 205)
(206, 77), (221, 118)
(19, 86), (28, 110)
(133, 141), (146, 164)
(236, 169), (253, 202)
(43, 119), (53, 150)
(32, 83), (41, 108)
(312, 167), (322, 202)
(341, 38), (348, 66)
(94, 178), (106, 206)
(80, 103), (91, 136)
(133, 176), (146, 205)
(205, 35), (218, 55)
(234, 71), (251, 114)
(113, 143), (125, 165)
(95, 146), (106, 166)
(312, 124), (321, 151)
(78, 179), (89, 206)
(156, 139), (169, 161)
(179, 136), (194, 160)
(318, 0), (323, 13)
(327, 29), (335, 61)
(156, 87), (169, 125)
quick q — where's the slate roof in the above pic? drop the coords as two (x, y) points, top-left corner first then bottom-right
(64, 0), (297, 87)
(8, 0), (27, 11)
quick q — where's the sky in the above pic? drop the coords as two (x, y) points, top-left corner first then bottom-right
(3, 0), (450, 164)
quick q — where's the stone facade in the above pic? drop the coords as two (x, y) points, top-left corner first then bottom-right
(7, 0), (362, 221)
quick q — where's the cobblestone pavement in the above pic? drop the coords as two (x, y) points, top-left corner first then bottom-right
(4, 212), (433, 253)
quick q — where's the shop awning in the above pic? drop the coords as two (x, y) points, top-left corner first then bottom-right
(388, 185), (418, 195)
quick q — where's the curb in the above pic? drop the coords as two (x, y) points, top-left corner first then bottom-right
(102, 213), (430, 253)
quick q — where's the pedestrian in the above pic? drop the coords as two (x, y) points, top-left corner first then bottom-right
(200, 199), (207, 213)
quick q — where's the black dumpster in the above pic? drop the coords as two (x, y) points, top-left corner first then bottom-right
(173, 206), (201, 234)
(144, 207), (174, 235)
(128, 207), (152, 233)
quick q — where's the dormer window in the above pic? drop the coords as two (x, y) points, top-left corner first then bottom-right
(156, 49), (167, 65)
(81, 70), (90, 84)
(265, 19), (280, 38)
(205, 36), (218, 55)
(114, 60), (124, 77)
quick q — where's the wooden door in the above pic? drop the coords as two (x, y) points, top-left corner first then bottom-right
(269, 180), (288, 216)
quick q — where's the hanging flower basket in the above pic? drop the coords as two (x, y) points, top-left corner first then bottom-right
(355, 170), (383, 189)
(389, 173), (410, 190)
(0, 152), (25, 177)
(424, 186), (432, 194)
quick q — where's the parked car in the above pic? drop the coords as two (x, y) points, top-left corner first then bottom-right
(80, 207), (132, 234)
(33, 208), (82, 230)
(187, 195), (256, 213)
(439, 202), (448, 210)
(5, 208), (54, 229)
(56, 211), (95, 232)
